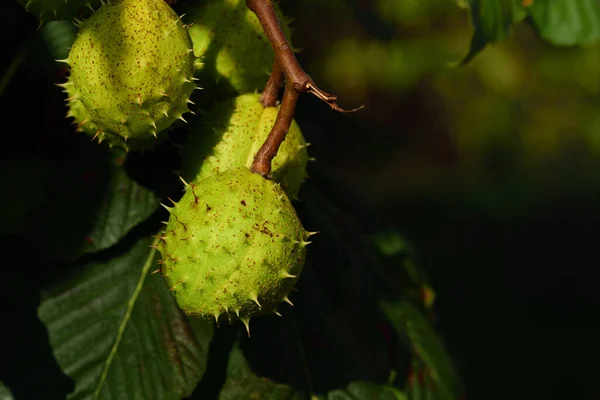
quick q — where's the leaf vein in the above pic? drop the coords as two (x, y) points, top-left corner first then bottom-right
(93, 238), (159, 399)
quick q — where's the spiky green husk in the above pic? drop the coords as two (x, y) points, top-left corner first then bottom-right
(159, 167), (310, 329)
(64, 93), (168, 151)
(181, 93), (309, 199)
(18, 0), (101, 22)
(61, 0), (199, 150)
(183, 0), (292, 100)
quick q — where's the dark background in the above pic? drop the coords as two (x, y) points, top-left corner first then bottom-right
(2, 0), (600, 398)
(284, 1), (600, 398)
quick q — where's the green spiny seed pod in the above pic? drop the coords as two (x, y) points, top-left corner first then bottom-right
(181, 93), (309, 199)
(60, 0), (200, 151)
(159, 166), (315, 333)
(182, 0), (292, 101)
(17, 0), (101, 23)
(65, 96), (168, 151)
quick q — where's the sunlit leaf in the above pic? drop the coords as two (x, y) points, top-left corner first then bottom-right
(528, 0), (600, 46)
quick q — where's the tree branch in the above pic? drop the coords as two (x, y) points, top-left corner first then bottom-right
(246, 0), (363, 113)
(247, 0), (364, 177)
(251, 82), (300, 176)
(260, 60), (283, 107)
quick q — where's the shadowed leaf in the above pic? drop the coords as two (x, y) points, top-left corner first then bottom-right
(38, 237), (213, 400)
(28, 148), (159, 261)
(462, 0), (526, 63)
(380, 301), (462, 399)
(324, 382), (407, 400)
(218, 342), (301, 400)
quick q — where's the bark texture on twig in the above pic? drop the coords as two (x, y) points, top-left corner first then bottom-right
(247, 0), (363, 112)
(252, 83), (300, 176)
(260, 60), (283, 108)
(248, 0), (364, 176)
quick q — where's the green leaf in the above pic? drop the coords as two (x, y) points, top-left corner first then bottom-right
(380, 301), (463, 399)
(326, 382), (407, 400)
(406, 357), (453, 400)
(79, 166), (159, 255)
(463, 0), (526, 63)
(28, 149), (159, 261)
(372, 231), (412, 258)
(218, 343), (301, 400)
(38, 237), (213, 400)
(528, 0), (600, 46)
(219, 342), (407, 400)
(0, 381), (14, 400)
(39, 20), (76, 62)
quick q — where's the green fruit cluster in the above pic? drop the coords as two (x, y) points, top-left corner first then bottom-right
(163, 91), (310, 329)
(42, 0), (312, 331)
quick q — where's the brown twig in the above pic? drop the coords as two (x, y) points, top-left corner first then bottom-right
(252, 82), (300, 176)
(260, 60), (283, 107)
(248, 0), (364, 176)
(247, 0), (362, 112)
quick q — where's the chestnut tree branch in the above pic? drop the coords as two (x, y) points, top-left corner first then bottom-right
(260, 60), (283, 107)
(251, 82), (300, 176)
(247, 0), (364, 113)
(248, 0), (364, 177)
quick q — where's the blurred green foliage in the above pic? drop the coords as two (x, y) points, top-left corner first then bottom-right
(285, 0), (600, 197)
(282, 0), (600, 398)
